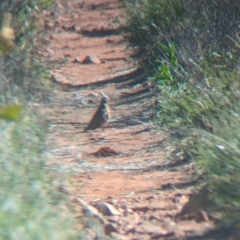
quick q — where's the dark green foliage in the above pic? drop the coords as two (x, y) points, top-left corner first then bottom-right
(125, 0), (240, 74)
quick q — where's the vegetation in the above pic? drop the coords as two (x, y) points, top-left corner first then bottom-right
(1, 0), (240, 237)
(124, 0), (240, 229)
(0, 112), (77, 239)
(0, 0), (78, 239)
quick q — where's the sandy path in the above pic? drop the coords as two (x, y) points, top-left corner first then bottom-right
(36, 0), (215, 239)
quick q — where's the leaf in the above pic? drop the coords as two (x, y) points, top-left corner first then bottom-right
(159, 43), (169, 52)
(159, 77), (171, 83)
(0, 105), (22, 121)
(173, 58), (178, 67)
(168, 43), (179, 67)
(169, 51), (174, 61)
(161, 64), (171, 77)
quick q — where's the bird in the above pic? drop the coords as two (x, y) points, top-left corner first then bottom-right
(0, 12), (15, 53)
(83, 91), (110, 132)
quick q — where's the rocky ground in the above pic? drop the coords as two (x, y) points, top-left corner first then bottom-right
(35, 0), (221, 239)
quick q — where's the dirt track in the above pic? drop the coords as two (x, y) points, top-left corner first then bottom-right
(37, 0), (217, 239)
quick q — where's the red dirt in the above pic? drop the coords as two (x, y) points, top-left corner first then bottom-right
(36, 0), (220, 239)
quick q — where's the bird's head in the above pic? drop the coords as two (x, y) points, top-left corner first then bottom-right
(101, 91), (110, 103)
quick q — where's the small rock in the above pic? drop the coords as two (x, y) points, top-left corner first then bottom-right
(71, 13), (79, 19)
(89, 147), (119, 157)
(131, 204), (150, 212)
(145, 195), (155, 201)
(208, 213), (221, 222)
(150, 199), (171, 210)
(64, 53), (71, 57)
(173, 195), (189, 205)
(111, 232), (129, 240)
(106, 197), (118, 206)
(57, 3), (63, 8)
(97, 202), (121, 216)
(76, 198), (107, 224)
(135, 221), (169, 236)
(46, 22), (55, 28)
(46, 48), (54, 54)
(42, 10), (54, 17)
(196, 210), (209, 222)
(62, 23), (74, 30)
(74, 25), (82, 33)
(88, 92), (99, 97)
(104, 223), (118, 235)
(73, 57), (81, 63)
(123, 207), (133, 216)
(179, 214), (196, 221)
(142, 82), (153, 88)
(82, 53), (101, 64)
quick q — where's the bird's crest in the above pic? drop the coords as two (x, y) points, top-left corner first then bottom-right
(101, 91), (109, 101)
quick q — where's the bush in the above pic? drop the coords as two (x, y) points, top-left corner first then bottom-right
(124, 0), (240, 74)
(124, 0), (240, 227)
(0, 1), (78, 239)
(0, 112), (78, 239)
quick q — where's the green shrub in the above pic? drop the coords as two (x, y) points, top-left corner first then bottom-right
(125, 0), (240, 227)
(0, 112), (77, 239)
(0, 1), (78, 239)
(124, 0), (240, 74)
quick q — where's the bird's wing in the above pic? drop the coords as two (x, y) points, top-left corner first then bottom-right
(84, 108), (101, 132)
